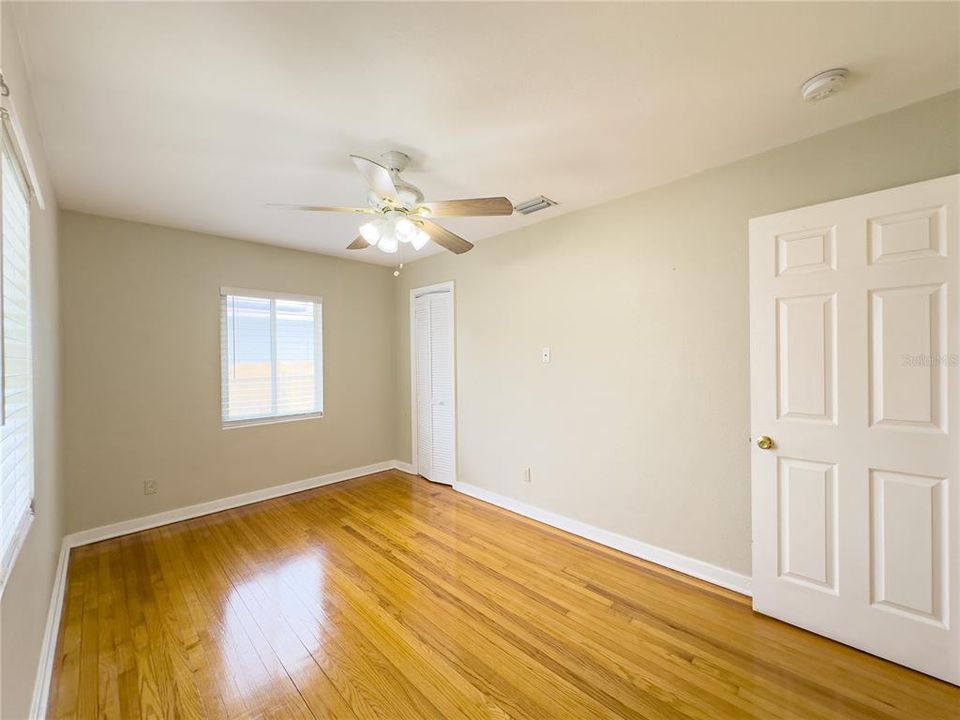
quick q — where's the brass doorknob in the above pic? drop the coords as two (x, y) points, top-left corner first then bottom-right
(756, 436), (774, 450)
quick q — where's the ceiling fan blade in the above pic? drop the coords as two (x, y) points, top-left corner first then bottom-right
(266, 203), (375, 214)
(418, 197), (513, 217)
(421, 220), (474, 254)
(350, 155), (398, 200)
(346, 236), (370, 250)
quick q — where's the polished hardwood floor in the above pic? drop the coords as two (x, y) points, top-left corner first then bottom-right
(49, 470), (959, 719)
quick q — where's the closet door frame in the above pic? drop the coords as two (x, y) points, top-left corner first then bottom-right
(409, 280), (457, 484)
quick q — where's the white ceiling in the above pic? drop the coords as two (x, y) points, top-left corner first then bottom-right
(12, 2), (960, 265)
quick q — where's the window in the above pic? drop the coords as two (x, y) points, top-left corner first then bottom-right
(0, 125), (34, 591)
(220, 288), (323, 426)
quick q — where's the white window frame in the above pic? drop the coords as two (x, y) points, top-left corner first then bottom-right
(219, 286), (324, 429)
(0, 102), (37, 596)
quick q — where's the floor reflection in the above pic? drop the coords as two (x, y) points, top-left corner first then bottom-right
(219, 553), (327, 708)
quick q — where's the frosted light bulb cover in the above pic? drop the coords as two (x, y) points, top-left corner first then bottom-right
(378, 232), (399, 253)
(395, 217), (416, 242)
(411, 229), (430, 251)
(359, 222), (380, 243)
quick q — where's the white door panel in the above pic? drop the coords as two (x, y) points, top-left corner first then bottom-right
(776, 293), (837, 423)
(870, 469), (947, 624)
(870, 284), (946, 431)
(750, 174), (959, 684)
(777, 456), (838, 592)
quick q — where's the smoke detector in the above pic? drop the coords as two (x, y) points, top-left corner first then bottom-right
(800, 68), (849, 102)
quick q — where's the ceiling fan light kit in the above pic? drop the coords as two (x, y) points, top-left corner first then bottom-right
(274, 150), (514, 256)
(358, 211), (432, 254)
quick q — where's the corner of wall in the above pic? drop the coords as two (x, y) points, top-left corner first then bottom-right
(1, 8), (69, 717)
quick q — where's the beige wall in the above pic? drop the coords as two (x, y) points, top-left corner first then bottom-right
(59, 212), (396, 532)
(394, 91), (960, 575)
(0, 6), (64, 720)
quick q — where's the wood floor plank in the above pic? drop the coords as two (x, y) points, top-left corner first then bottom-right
(52, 551), (86, 720)
(221, 520), (445, 720)
(323, 516), (627, 718)
(95, 549), (120, 720)
(75, 550), (99, 720)
(46, 471), (960, 719)
(327, 503), (697, 719)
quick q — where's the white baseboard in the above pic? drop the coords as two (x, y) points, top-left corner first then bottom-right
(393, 460), (416, 474)
(64, 460), (410, 548)
(28, 538), (70, 720)
(453, 481), (752, 597)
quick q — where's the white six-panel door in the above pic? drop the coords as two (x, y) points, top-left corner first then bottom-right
(413, 288), (456, 485)
(749, 174), (959, 684)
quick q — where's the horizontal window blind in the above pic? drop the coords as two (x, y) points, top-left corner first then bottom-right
(220, 289), (323, 425)
(0, 131), (33, 589)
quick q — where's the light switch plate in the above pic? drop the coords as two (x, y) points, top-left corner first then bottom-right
(542, 347), (551, 363)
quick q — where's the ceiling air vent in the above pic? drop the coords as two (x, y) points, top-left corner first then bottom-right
(514, 196), (557, 215)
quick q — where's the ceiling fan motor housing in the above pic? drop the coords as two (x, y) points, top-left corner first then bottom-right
(379, 151), (423, 207)
(380, 150), (411, 172)
(394, 181), (424, 207)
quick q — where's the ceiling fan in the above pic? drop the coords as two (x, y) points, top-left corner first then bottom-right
(272, 150), (513, 255)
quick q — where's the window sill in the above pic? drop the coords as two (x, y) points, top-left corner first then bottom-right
(222, 412), (323, 430)
(0, 510), (34, 600)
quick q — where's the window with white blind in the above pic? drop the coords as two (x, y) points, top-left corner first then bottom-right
(0, 127), (34, 590)
(220, 288), (323, 426)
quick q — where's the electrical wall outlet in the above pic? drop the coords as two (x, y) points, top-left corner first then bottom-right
(143, 479), (158, 495)
(522, 467), (532, 483)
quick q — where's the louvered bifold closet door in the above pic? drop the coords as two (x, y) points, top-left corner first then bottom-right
(415, 295), (433, 480)
(428, 292), (455, 485)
